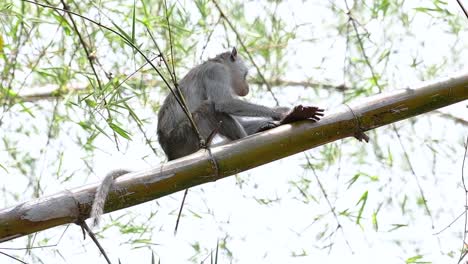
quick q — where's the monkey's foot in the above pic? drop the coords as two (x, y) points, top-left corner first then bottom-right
(280, 105), (325, 124)
(256, 121), (281, 133)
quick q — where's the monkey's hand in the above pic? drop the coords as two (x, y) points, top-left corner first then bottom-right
(279, 105), (324, 125)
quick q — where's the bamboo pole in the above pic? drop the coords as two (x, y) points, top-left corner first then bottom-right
(0, 72), (467, 242)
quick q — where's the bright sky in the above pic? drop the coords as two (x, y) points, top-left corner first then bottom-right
(0, 0), (467, 263)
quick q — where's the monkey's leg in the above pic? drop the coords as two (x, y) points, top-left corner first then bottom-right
(192, 102), (219, 136)
(159, 102), (223, 160)
(237, 118), (277, 135)
(159, 122), (201, 160)
(214, 112), (248, 140)
(193, 101), (248, 141)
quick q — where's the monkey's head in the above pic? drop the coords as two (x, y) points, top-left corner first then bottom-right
(226, 47), (250, 97)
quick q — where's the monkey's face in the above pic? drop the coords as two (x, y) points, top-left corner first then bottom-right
(230, 58), (250, 97)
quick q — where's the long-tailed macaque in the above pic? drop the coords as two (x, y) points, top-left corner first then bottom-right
(157, 47), (323, 160)
(90, 48), (324, 225)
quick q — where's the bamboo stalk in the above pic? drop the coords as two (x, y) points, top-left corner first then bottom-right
(0, 72), (467, 242)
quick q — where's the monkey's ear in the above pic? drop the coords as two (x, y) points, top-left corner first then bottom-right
(230, 47), (238, 61)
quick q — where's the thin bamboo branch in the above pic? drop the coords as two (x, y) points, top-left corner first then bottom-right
(14, 79), (347, 102)
(1, 71), (467, 242)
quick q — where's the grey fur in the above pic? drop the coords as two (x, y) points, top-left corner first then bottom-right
(157, 48), (289, 160)
(90, 169), (130, 226)
(90, 49), (289, 226)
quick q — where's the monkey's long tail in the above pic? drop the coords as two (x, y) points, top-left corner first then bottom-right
(90, 169), (131, 226)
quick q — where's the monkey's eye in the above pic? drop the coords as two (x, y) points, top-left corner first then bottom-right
(243, 71), (248, 79)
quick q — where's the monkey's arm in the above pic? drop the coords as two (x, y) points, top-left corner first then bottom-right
(215, 99), (285, 119)
(204, 66), (285, 119)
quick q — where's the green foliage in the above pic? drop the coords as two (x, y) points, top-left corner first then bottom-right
(0, 0), (466, 263)
(355, 190), (368, 226)
(405, 254), (429, 263)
